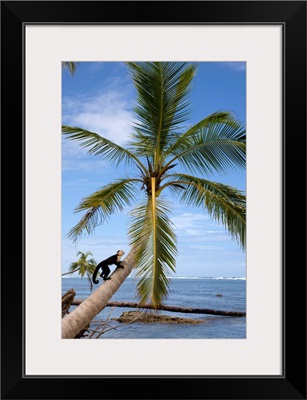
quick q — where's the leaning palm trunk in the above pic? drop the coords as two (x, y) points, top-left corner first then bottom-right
(62, 249), (135, 339)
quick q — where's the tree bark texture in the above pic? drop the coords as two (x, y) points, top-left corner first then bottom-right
(61, 249), (135, 339)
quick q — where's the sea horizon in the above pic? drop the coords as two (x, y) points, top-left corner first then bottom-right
(62, 277), (246, 339)
(62, 275), (246, 280)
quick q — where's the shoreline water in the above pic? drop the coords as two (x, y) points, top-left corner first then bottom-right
(62, 277), (246, 339)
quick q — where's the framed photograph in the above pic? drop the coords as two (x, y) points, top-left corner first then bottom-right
(1, 1), (306, 399)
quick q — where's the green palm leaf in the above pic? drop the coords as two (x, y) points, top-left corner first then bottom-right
(126, 62), (197, 158)
(128, 196), (177, 308)
(168, 173), (246, 250)
(62, 125), (147, 172)
(179, 111), (244, 141)
(164, 111), (242, 154)
(163, 112), (246, 175)
(62, 62), (78, 75)
(68, 178), (141, 241)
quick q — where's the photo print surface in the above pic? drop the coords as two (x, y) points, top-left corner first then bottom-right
(61, 61), (246, 340)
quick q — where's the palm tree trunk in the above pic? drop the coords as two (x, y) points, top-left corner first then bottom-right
(61, 249), (135, 339)
(71, 300), (246, 317)
(61, 267), (80, 276)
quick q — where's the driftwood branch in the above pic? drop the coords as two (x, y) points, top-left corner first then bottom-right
(72, 299), (246, 317)
(62, 289), (76, 318)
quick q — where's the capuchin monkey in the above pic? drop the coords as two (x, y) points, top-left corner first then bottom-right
(92, 250), (125, 284)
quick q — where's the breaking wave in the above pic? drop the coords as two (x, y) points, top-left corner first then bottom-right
(167, 276), (246, 280)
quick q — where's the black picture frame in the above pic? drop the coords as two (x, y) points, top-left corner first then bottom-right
(1, 1), (306, 399)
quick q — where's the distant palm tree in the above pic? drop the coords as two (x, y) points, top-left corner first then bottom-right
(62, 251), (96, 291)
(62, 62), (246, 311)
(62, 62), (78, 75)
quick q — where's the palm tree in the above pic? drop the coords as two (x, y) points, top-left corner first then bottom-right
(62, 62), (78, 75)
(62, 251), (97, 291)
(61, 62), (246, 338)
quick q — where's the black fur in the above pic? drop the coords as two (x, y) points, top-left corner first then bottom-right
(92, 250), (125, 284)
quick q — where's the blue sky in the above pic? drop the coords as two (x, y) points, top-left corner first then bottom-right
(62, 62), (246, 277)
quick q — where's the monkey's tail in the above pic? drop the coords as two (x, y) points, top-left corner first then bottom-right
(92, 265), (100, 284)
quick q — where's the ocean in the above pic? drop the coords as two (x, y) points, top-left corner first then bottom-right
(62, 277), (246, 339)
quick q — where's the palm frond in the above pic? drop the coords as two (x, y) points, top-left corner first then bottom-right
(128, 198), (177, 308)
(68, 262), (80, 273)
(164, 111), (243, 154)
(62, 62), (78, 75)
(163, 112), (246, 175)
(66, 251), (96, 291)
(168, 173), (246, 250)
(77, 251), (93, 259)
(126, 62), (197, 158)
(62, 126), (147, 172)
(67, 178), (141, 241)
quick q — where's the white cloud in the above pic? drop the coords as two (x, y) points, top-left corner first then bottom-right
(62, 155), (108, 172)
(62, 82), (134, 146)
(190, 244), (224, 251)
(172, 212), (226, 236)
(223, 62), (246, 72)
(62, 77), (136, 174)
(172, 212), (210, 230)
(62, 178), (90, 187)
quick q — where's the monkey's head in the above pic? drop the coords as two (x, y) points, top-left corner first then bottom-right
(117, 250), (125, 257)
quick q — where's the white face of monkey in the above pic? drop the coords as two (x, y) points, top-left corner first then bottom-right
(117, 250), (125, 258)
